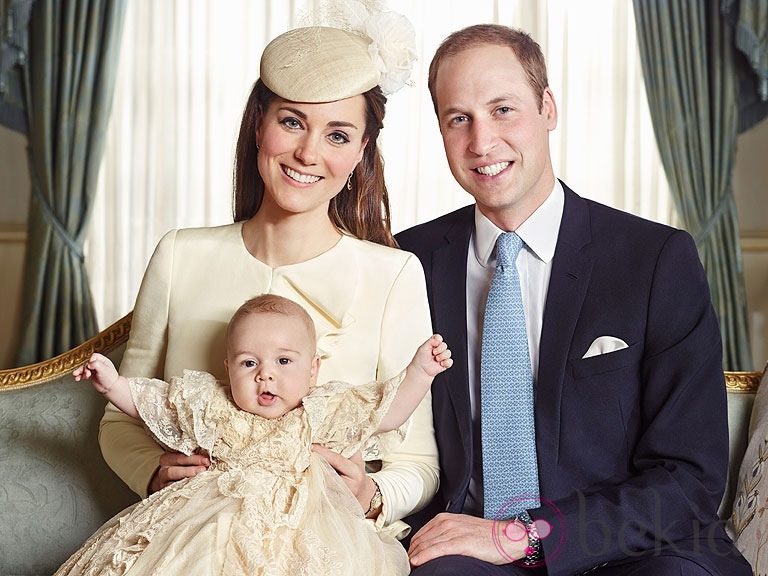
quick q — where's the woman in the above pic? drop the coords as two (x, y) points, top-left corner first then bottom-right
(99, 12), (437, 541)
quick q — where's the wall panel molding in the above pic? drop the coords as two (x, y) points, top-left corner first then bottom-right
(0, 223), (26, 244)
(742, 232), (768, 253)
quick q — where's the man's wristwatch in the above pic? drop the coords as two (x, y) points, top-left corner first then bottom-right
(517, 511), (542, 565)
(365, 480), (382, 517)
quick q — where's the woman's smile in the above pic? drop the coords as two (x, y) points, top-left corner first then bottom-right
(282, 165), (322, 184)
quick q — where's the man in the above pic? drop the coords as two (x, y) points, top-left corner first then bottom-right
(396, 24), (751, 576)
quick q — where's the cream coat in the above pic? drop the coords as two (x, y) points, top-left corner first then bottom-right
(99, 222), (437, 539)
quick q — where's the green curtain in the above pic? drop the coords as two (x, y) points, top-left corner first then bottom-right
(633, 0), (752, 370)
(0, 0), (34, 133)
(722, 0), (768, 133)
(15, 0), (126, 365)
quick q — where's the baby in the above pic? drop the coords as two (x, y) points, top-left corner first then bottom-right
(58, 294), (451, 576)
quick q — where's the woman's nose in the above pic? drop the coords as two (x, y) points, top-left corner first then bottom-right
(294, 135), (319, 165)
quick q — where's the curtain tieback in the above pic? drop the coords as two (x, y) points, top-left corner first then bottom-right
(694, 192), (734, 246)
(30, 176), (85, 262)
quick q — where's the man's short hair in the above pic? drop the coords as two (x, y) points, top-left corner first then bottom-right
(428, 24), (549, 113)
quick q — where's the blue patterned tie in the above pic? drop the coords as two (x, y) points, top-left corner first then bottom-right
(480, 232), (540, 519)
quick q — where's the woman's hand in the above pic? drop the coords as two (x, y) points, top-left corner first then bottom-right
(312, 445), (379, 516)
(148, 451), (210, 494)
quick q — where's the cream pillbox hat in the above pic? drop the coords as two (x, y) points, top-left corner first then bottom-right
(259, 6), (417, 103)
(260, 27), (378, 103)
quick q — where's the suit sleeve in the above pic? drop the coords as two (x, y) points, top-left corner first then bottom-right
(98, 230), (177, 498)
(368, 254), (440, 539)
(536, 230), (729, 575)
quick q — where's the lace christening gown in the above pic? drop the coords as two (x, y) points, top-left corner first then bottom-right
(55, 370), (410, 576)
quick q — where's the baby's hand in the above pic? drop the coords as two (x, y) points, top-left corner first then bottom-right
(73, 352), (119, 393)
(416, 334), (453, 378)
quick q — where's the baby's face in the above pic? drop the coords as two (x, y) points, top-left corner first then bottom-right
(225, 312), (318, 419)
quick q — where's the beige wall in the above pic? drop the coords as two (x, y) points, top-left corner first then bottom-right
(0, 124), (30, 368)
(0, 118), (766, 369)
(734, 119), (768, 370)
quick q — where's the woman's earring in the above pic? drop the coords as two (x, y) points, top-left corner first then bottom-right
(256, 143), (260, 152)
(346, 173), (353, 191)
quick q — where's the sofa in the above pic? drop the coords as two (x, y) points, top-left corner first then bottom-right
(0, 314), (138, 576)
(0, 314), (763, 575)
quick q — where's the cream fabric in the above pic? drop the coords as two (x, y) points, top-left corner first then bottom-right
(98, 223), (437, 539)
(729, 369), (768, 571)
(60, 371), (409, 575)
(260, 27), (379, 102)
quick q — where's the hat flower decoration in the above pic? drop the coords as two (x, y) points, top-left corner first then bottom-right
(363, 11), (417, 95)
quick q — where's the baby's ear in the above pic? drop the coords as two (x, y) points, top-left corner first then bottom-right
(309, 355), (321, 386)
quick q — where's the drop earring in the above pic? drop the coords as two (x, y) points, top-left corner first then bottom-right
(346, 173), (353, 191)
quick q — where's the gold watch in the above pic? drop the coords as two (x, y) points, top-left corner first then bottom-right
(365, 480), (383, 516)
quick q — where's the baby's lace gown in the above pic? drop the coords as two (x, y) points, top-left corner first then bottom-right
(55, 371), (410, 575)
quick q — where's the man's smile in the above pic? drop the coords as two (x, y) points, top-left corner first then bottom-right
(475, 161), (511, 177)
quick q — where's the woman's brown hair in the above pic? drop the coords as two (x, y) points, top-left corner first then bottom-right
(233, 80), (396, 247)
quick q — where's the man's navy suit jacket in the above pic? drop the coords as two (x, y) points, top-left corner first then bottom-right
(396, 183), (751, 575)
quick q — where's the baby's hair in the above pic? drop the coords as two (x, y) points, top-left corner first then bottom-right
(227, 294), (317, 344)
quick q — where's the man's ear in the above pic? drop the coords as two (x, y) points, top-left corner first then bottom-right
(542, 87), (558, 131)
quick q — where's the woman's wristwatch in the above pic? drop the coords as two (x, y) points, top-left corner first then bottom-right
(365, 480), (383, 517)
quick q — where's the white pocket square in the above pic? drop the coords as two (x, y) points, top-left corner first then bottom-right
(582, 336), (629, 359)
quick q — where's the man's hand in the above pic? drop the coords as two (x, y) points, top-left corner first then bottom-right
(148, 451), (210, 494)
(408, 513), (527, 566)
(311, 445), (378, 515)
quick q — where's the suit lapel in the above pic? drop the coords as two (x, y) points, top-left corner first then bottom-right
(536, 184), (594, 479)
(430, 207), (474, 462)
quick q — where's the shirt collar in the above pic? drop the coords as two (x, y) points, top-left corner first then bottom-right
(472, 179), (564, 267)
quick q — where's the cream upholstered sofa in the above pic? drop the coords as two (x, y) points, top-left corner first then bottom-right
(0, 315), (763, 575)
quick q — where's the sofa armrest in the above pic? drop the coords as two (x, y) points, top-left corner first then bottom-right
(0, 314), (140, 575)
(721, 371), (763, 520)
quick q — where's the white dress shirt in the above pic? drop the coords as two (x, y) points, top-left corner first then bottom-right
(463, 180), (565, 516)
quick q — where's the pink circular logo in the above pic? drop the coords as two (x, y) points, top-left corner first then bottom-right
(490, 495), (567, 568)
